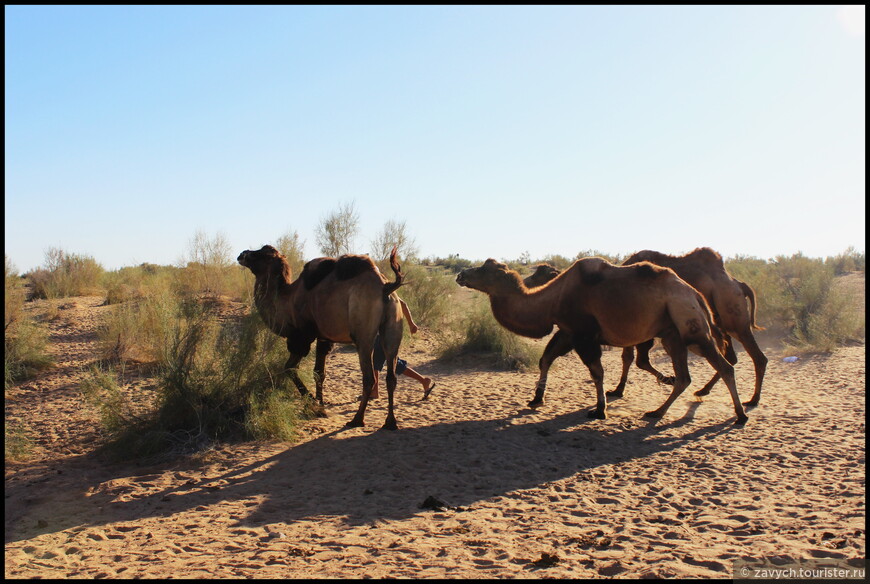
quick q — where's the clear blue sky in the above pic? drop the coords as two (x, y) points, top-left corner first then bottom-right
(5, 5), (865, 272)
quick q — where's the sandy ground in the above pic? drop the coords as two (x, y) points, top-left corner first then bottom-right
(5, 294), (866, 578)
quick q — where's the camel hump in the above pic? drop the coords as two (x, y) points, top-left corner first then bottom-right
(301, 258), (337, 290)
(632, 261), (670, 279)
(335, 255), (379, 281)
(687, 247), (724, 264)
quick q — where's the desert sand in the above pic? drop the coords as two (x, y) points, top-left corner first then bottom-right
(5, 294), (865, 578)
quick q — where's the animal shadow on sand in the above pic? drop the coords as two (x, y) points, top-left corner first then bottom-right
(5, 402), (733, 543)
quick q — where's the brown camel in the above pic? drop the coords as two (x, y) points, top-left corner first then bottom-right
(237, 245), (405, 430)
(458, 258), (747, 423)
(527, 248), (767, 407)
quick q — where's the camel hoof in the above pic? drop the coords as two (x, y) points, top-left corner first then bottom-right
(735, 415), (748, 426)
(742, 399), (759, 408)
(643, 410), (664, 419)
(587, 409), (606, 420)
(346, 418), (365, 428)
(605, 390), (624, 400)
(694, 388), (711, 397)
(381, 422), (399, 431)
(528, 399), (543, 409)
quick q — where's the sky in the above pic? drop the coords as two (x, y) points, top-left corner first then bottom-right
(5, 5), (866, 273)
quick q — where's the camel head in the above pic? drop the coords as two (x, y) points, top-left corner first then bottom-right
(237, 245), (292, 281)
(524, 264), (561, 288)
(456, 259), (525, 295)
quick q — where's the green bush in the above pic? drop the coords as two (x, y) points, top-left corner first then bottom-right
(436, 296), (541, 371)
(103, 263), (177, 305)
(83, 299), (315, 460)
(26, 247), (104, 299)
(399, 265), (456, 329)
(5, 256), (53, 387)
(726, 251), (865, 351)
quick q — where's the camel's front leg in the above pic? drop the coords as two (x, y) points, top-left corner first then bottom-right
(313, 339), (334, 405)
(635, 340), (675, 386)
(283, 352), (310, 397)
(574, 339), (606, 419)
(529, 330), (573, 408)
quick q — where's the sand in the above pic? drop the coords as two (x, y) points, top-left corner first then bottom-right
(4, 294), (865, 578)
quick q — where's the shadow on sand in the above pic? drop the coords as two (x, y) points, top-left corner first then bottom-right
(6, 401), (736, 543)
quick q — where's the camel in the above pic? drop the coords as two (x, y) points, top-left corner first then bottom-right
(237, 245), (405, 430)
(458, 258), (747, 423)
(526, 248), (767, 407)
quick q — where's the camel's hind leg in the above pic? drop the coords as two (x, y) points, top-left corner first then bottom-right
(697, 338), (747, 424)
(644, 335), (691, 420)
(694, 335), (736, 397)
(347, 339), (377, 428)
(379, 317), (403, 431)
(529, 330), (573, 408)
(607, 346), (636, 399)
(735, 329), (767, 408)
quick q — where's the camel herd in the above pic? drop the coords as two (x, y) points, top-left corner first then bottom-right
(238, 245), (767, 430)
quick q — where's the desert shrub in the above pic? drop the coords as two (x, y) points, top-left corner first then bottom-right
(727, 252), (865, 350)
(399, 265), (456, 329)
(5, 257), (53, 387)
(274, 230), (307, 277)
(175, 230), (249, 300)
(103, 263), (177, 305)
(97, 289), (179, 363)
(5, 422), (35, 461)
(436, 296), (541, 371)
(826, 246), (865, 275)
(26, 247), (104, 299)
(83, 301), (315, 460)
(427, 254), (475, 274)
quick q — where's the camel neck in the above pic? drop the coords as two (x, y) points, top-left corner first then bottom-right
(489, 288), (555, 339)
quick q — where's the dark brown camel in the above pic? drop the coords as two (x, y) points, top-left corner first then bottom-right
(459, 258), (747, 423)
(238, 245), (405, 430)
(527, 248), (767, 408)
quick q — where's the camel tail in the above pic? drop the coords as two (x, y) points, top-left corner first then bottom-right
(382, 246), (404, 300)
(737, 279), (764, 330)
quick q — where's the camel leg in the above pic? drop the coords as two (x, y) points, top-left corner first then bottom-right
(347, 341), (377, 428)
(694, 336), (735, 396)
(574, 339), (607, 419)
(283, 352), (310, 398)
(644, 335), (691, 419)
(698, 338), (748, 425)
(635, 340), (675, 386)
(735, 329), (767, 408)
(529, 330), (573, 408)
(382, 356), (399, 431)
(607, 346), (636, 399)
(313, 339), (333, 405)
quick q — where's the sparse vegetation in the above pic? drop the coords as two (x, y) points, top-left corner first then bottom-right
(83, 300), (316, 460)
(26, 247), (104, 299)
(5, 256), (54, 387)
(315, 200), (360, 256)
(726, 250), (865, 351)
(436, 295), (542, 371)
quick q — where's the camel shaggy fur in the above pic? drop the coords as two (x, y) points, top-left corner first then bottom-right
(238, 245), (405, 430)
(459, 258), (747, 423)
(527, 249), (767, 408)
